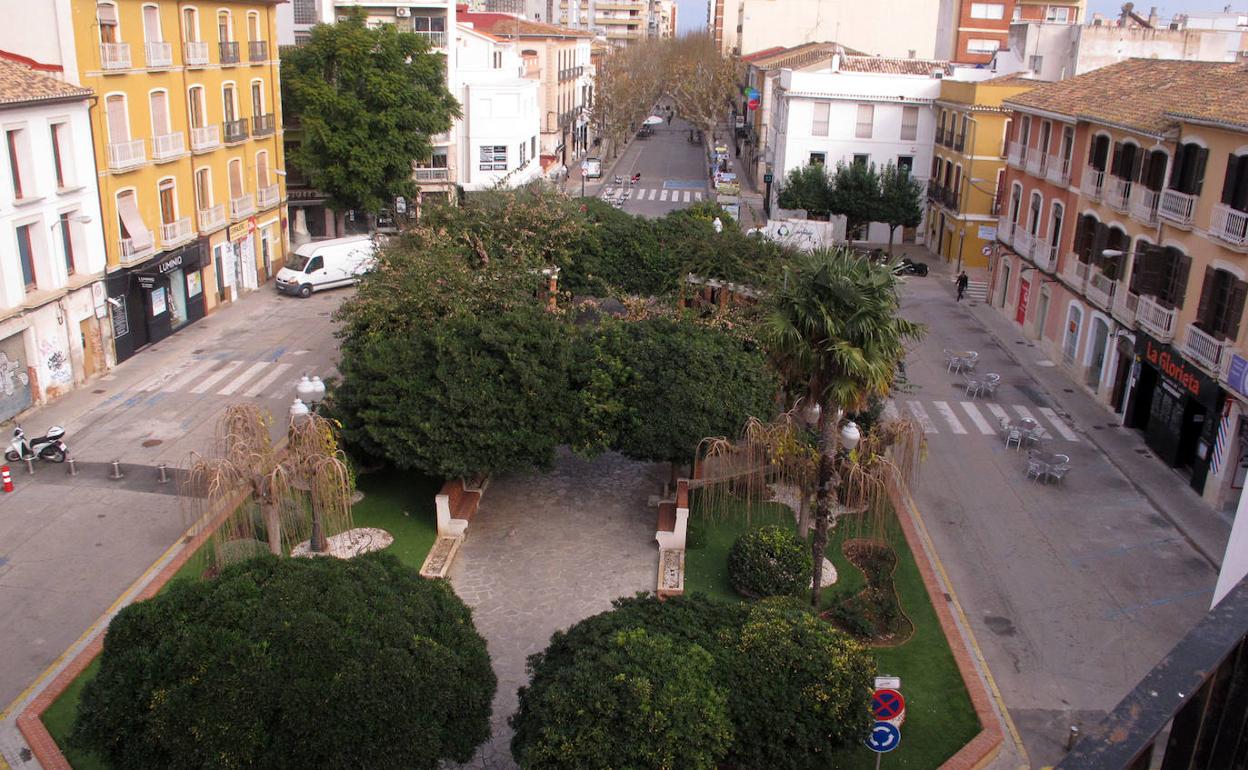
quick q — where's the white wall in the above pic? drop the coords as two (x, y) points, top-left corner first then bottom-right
(456, 29), (542, 190)
(738, 0), (941, 58)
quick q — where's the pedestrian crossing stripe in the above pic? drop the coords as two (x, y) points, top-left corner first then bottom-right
(600, 187), (703, 202)
(888, 399), (1079, 442)
(126, 359), (303, 401)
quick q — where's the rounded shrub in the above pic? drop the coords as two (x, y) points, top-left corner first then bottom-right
(727, 524), (813, 598)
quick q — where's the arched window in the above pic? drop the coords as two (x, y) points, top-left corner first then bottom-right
(97, 2), (119, 43)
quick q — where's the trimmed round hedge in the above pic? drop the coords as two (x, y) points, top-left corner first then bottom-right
(70, 552), (497, 770)
(728, 524), (813, 598)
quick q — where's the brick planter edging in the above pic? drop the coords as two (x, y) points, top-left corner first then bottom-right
(15, 485), (252, 770)
(889, 486), (1004, 770)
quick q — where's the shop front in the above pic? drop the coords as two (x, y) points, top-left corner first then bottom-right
(1127, 333), (1221, 493)
(107, 239), (208, 363)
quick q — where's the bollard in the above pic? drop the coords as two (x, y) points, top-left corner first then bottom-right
(109, 459), (124, 480)
(157, 463), (169, 484)
(1, 465), (11, 492)
(1066, 725), (1080, 751)
(24, 457), (34, 475)
(66, 457), (78, 476)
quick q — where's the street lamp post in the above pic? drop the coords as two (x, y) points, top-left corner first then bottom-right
(956, 227), (967, 275)
(292, 374), (328, 552)
(763, 163), (774, 219)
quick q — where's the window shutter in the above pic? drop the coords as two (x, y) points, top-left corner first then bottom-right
(1147, 150), (1167, 190)
(1170, 250), (1193, 308)
(1091, 223), (1109, 268)
(1170, 143), (1187, 188)
(1222, 153), (1239, 205)
(1196, 266), (1217, 328)
(1228, 280), (1248, 340)
(1130, 243), (1156, 295)
(1193, 147), (1209, 194)
(1110, 142), (1123, 176)
(1130, 147), (1144, 183)
(1073, 215), (1089, 259)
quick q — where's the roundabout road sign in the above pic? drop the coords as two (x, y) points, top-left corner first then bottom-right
(866, 721), (901, 753)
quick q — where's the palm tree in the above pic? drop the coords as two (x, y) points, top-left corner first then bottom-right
(762, 248), (924, 607)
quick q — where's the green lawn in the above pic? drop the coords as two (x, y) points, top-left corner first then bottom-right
(684, 495), (981, 769)
(39, 468), (440, 768)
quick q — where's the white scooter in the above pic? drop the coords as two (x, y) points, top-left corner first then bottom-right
(5, 425), (69, 463)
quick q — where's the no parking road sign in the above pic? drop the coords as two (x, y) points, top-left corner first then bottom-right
(872, 689), (905, 721)
(866, 721), (901, 753)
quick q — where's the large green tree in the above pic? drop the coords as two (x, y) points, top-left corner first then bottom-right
(878, 162), (924, 254)
(777, 164), (834, 219)
(71, 554), (496, 770)
(282, 9), (459, 217)
(763, 249), (923, 605)
(829, 161), (882, 245)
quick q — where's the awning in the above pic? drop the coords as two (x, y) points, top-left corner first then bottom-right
(116, 194), (153, 251)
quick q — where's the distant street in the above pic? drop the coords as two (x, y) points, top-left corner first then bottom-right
(582, 113), (710, 218)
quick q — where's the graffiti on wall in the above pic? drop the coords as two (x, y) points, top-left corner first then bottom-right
(0, 352), (29, 396)
(39, 339), (73, 386)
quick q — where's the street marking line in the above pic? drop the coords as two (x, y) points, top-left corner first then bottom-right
(682, 190), (692, 202)
(883, 400), (900, 421)
(1104, 587), (1214, 621)
(1012, 405), (1051, 438)
(161, 357), (220, 393)
(933, 400), (968, 434)
(241, 362), (292, 398)
(217, 361), (272, 396)
(694, 191), (703, 200)
(660, 188), (669, 201)
(985, 403), (1011, 424)
(189, 360), (243, 394)
(959, 401), (996, 435)
(900, 488), (1032, 769)
(906, 400), (938, 433)
(1038, 407), (1079, 441)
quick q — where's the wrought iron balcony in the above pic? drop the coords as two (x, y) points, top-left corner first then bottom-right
(183, 40), (209, 66)
(1136, 294), (1178, 342)
(1025, 150), (1045, 177)
(198, 204), (226, 232)
(190, 124), (220, 152)
(145, 41), (172, 67)
(1046, 154), (1071, 186)
(997, 217), (1014, 246)
(100, 42), (130, 70)
(248, 40), (268, 62)
(1182, 323), (1228, 372)
(160, 217), (194, 246)
(252, 113), (276, 137)
(1210, 203), (1248, 249)
(1159, 189), (1197, 227)
(1129, 187), (1160, 225)
(219, 41), (240, 65)
(1060, 256), (1089, 291)
(223, 118), (249, 144)
(1033, 238), (1058, 273)
(1105, 176), (1132, 212)
(1111, 290), (1138, 326)
(1081, 168), (1105, 200)
(1007, 144), (1025, 169)
(151, 131), (185, 161)
(256, 184), (280, 210)
(1014, 228), (1035, 259)
(119, 234), (154, 260)
(1085, 266), (1116, 311)
(413, 30), (447, 48)
(230, 193), (255, 220)
(107, 139), (146, 171)
(415, 167), (451, 182)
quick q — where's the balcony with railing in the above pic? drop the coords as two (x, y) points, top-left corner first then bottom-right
(1112, 289), (1138, 326)
(248, 40), (268, 62)
(1085, 266), (1116, 311)
(1210, 204), (1248, 249)
(1081, 168), (1105, 200)
(1026, 150), (1046, 177)
(415, 167), (451, 182)
(219, 41), (240, 65)
(100, 42), (131, 70)
(252, 113), (276, 137)
(151, 131), (185, 161)
(198, 204), (226, 232)
(1014, 228), (1035, 259)
(223, 118), (249, 144)
(119, 234), (154, 260)
(190, 124), (219, 152)
(413, 30), (447, 47)
(183, 40), (209, 66)
(1159, 188), (1197, 227)
(1046, 154), (1072, 186)
(160, 217), (194, 246)
(256, 183), (280, 210)
(1182, 324), (1228, 372)
(1136, 294), (1178, 342)
(145, 41), (172, 67)
(954, 134), (965, 152)
(1061, 256), (1089, 291)
(1034, 238), (1058, 273)
(1129, 186), (1160, 225)
(230, 193), (255, 220)
(1105, 176), (1132, 211)
(107, 139), (146, 171)
(1007, 143), (1025, 169)
(941, 188), (959, 211)
(997, 217), (1014, 246)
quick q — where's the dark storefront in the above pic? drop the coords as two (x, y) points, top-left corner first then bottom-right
(107, 239), (208, 363)
(1127, 334), (1222, 493)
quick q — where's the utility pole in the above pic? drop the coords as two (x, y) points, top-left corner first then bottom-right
(956, 227), (966, 274)
(763, 163), (773, 220)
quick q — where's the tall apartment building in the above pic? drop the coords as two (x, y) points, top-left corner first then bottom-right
(0, 56), (109, 420)
(926, 74), (1034, 269)
(710, 0), (949, 58)
(552, 0), (649, 46)
(990, 58), (1248, 510)
(938, 0), (1085, 63)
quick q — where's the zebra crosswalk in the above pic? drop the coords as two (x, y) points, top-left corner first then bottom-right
(600, 187), (704, 203)
(127, 357), (303, 401)
(888, 399), (1081, 443)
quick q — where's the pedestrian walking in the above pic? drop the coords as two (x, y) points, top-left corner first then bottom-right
(955, 271), (969, 302)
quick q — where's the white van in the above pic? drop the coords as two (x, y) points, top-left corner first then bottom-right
(275, 236), (377, 297)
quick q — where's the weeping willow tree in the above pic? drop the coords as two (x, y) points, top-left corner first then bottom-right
(184, 404), (355, 569)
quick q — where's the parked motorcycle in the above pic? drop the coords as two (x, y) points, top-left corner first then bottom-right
(5, 425), (69, 463)
(893, 257), (929, 277)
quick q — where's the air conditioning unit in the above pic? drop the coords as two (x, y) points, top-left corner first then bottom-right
(396, 6), (410, 16)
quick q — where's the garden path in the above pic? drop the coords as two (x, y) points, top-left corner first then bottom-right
(448, 448), (667, 770)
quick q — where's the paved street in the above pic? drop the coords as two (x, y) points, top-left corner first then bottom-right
(897, 254), (1228, 769)
(0, 285), (343, 765)
(581, 113), (710, 218)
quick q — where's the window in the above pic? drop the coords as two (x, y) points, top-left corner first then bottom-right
(930, 155), (940, 179)
(519, 139), (527, 167)
(218, 11), (232, 42)
(966, 38), (1000, 54)
(897, 155), (913, 173)
(228, 158), (244, 199)
(58, 212), (76, 275)
(50, 123), (70, 188)
(251, 80), (265, 115)
(970, 3), (1005, 18)
(247, 11), (261, 41)
(155, 179), (176, 228)
(142, 4), (162, 43)
(16, 223), (37, 290)
(116, 189), (152, 250)
(492, 51), (502, 69)
(6, 128), (28, 198)
(1170, 142), (1209, 195)
(809, 152), (826, 166)
(1088, 134), (1110, 171)
(307, 255), (323, 272)
(959, 114), (969, 143)
(150, 90), (171, 136)
(1008, 183), (1022, 224)
(1110, 141), (1141, 181)
(853, 153), (870, 167)
(182, 7), (199, 41)
(292, 0), (315, 25)
(223, 84), (238, 123)
(811, 102), (830, 137)
(855, 104), (873, 138)
(1001, 118), (1012, 157)
(1221, 153), (1248, 212)
(1037, 120), (1051, 155)
(531, 135), (537, 159)
(1196, 267), (1248, 339)
(105, 94), (131, 151)
(97, 3), (119, 43)
(1046, 6), (1071, 22)
(1049, 203), (1063, 252)
(479, 145), (507, 171)
(900, 106), (918, 141)
(195, 167), (212, 209)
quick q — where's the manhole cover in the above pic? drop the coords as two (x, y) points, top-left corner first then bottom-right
(142, 439), (163, 447)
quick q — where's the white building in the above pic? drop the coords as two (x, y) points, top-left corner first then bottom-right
(0, 57), (110, 422)
(711, 0), (954, 58)
(766, 55), (994, 244)
(454, 23), (542, 190)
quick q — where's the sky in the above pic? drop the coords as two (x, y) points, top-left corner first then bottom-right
(673, 0), (1245, 37)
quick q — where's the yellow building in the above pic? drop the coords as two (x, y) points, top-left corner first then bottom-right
(926, 74), (1033, 269)
(71, 0), (287, 361)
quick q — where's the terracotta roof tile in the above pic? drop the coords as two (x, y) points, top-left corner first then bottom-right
(1004, 58), (1248, 135)
(0, 57), (91, 107)
(746, 42), (866, 71)
(837, 55), (952, 76)
(458, 11), (594, 38)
